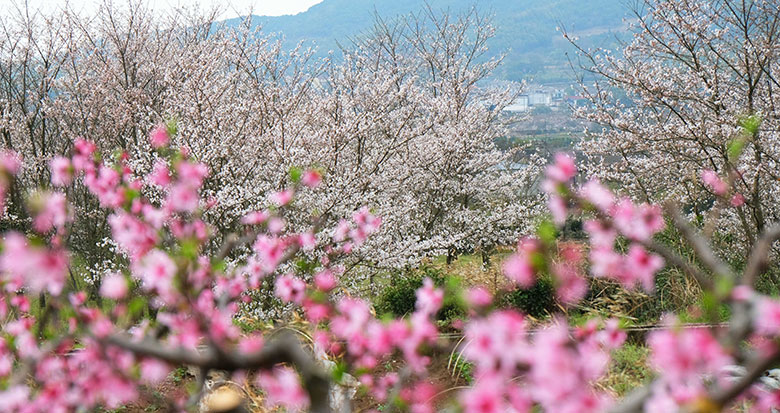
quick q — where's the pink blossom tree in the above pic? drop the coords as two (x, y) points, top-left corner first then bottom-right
(0, 125), (777, 411)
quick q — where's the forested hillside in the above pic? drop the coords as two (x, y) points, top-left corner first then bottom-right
(224, 0), (631, 82)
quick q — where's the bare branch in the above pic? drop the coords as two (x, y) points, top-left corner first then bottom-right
(742, 223), (780, 287)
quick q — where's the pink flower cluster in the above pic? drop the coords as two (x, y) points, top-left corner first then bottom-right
(460, 314), (624, 412)
(645, 322), (733, 409)
(525, 153), (667, 295)
(4, 133), (780, 413)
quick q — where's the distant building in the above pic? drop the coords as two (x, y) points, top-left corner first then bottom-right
(501, 86), (565, 112)
(529, 90), (552, 106)
(504, 95), (529, 112)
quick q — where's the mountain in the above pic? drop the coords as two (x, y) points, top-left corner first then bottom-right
(222, 0), (633, 83)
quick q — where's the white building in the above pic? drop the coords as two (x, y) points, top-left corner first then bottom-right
(504, 95), (529, 112)
(528, 90), (552, 106)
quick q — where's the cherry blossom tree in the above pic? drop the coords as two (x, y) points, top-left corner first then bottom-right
(0, 2), (541, 291)
(567, 0), (780, 262)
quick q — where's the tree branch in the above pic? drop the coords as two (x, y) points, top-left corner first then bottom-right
(742, 223), (780, 287)
(104, 331), (331, 413)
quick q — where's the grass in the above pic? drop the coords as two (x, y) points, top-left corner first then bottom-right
(601, 343), (653, 397)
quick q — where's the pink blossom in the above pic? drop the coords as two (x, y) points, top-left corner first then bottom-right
(731, 285), (755, 301)
(598, 319), (627, 349)
(463, 310), (528, 376)
(701, 169), (728, 195)
(31, 192), (69, 233)
(0, 386), (29, 410)
(176, 161), (208, 188)
(584, 220), (616, 248)
(298, 232), (316, 250)
(133, 249), (177, 298)
(529, 322), (610, 412)
(109, 212), (158, 259)
(303, 299), (330, 323)
(74, 138), (96, 157)
(580, 179), (615, 211)
(333, 219), (350, 242)
(351, 207), (382, 245)
(270, 189), (294, 206)
(238, 335), (264, 353)
(552, 262), (588, 304)
(373, 373), (399, 401)
(0, 151), (21, 175)
(402, 381), (438, 413)
(0, 233), (67, 295)
(731, 193), (745, 207)
(84, 165), (124, 208)
(624, 245), (664, 292)
(149, 124), (170, 148)
(314, 270), (337, 292)
(459, 377), (505, 413)
(590, 247), (623, 279)
(241, 210), (269, 225)
(548, 195), (568, 224)
(50, 156), (73, 186)
(331, 298), (372, 341)
(545, 153), (577, 183)
(252, 235), (285, 273)
(301, 169), (322, 188)
(647, 324), (732, 385)
(256, 367), (309, 412)
(466, 287), (493, 307)
(71, 139), (96, 174)
(140, 358), (170, 384)
(166, 183), (199, 213)
(149, 161), (171, 187)
(612, 199), (665, 241)
(244, 257), (266, 288)
(637, 204), (665, 237)
(503, 253), (535, 288)
(755, 388), (780, 412)
(267, 217), (285, 234)
(100, 273), (128, 300)
(141, 204), (167, 229)
(275, 274), (306, 304)
(415, 278), (443, 316)
(754, 298), (780, 336)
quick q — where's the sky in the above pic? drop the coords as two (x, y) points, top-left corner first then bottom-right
(2, 0), (324, 20)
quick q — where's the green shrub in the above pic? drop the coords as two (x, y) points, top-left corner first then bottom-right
(451, 356), (474, 384)
(374, 266), (464, 322)
(499, 276), (556, 318)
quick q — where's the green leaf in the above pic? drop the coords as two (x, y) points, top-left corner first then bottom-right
(124, 188), (140, 204)
(309, 290), (328, 303)
(332, 361), (347, 383)
(179, 239), (199, 260)
(700, 292), (721, 323)
(165, 116), (179, 136)
(128, 297), (147, 317)
(289, 166), (302, 183)
(714, 275), (734, 299)
(537, 220), (557, 244)
(727, 138), (746, 162)
(737, 114), (761, 136)
(212, 259), (227, 273)
(295, 258), (314, 273)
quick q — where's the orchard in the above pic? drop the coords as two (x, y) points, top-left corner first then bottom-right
(1, 0), (780, 412)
